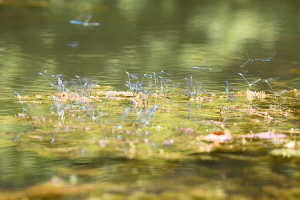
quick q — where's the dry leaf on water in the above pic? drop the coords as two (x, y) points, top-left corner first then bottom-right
(204, 132), (232, 143)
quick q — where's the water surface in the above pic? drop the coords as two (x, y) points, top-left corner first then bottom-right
(0, 1), (300, 199)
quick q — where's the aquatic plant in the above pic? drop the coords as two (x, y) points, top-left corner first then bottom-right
(10, 69), (300, 162)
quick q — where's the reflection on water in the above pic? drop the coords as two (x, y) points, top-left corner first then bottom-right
(0, 0), (299, 100)
(0, 0), (300, 199)
(1, 144), (300, 199)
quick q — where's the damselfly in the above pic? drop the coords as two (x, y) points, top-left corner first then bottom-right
(239, 52), (261, 68)
(70, 15), (100, 27)
(193, 61), (212, 70)
(261, 52), (276, 62)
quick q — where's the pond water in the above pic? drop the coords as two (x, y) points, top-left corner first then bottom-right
(0, 0), (300, 199)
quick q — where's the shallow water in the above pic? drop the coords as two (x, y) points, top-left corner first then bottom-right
(0, 1), (300, 199)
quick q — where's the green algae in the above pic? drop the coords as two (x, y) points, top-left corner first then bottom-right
(1, 85), (300, 199)
(9, 86), (300, 159)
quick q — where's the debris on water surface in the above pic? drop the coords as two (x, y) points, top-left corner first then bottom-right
(162, 139), (174, 146)
(243, 131), (287, 139)
(270, 149), (300, 158)
(285, 140), (296, 148)
(179, 127), (196, 135)
(202, 120), (224, 126)
(98, 140), (109, 148)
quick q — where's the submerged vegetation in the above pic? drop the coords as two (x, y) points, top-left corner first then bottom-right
(2, 68), (299, 199)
